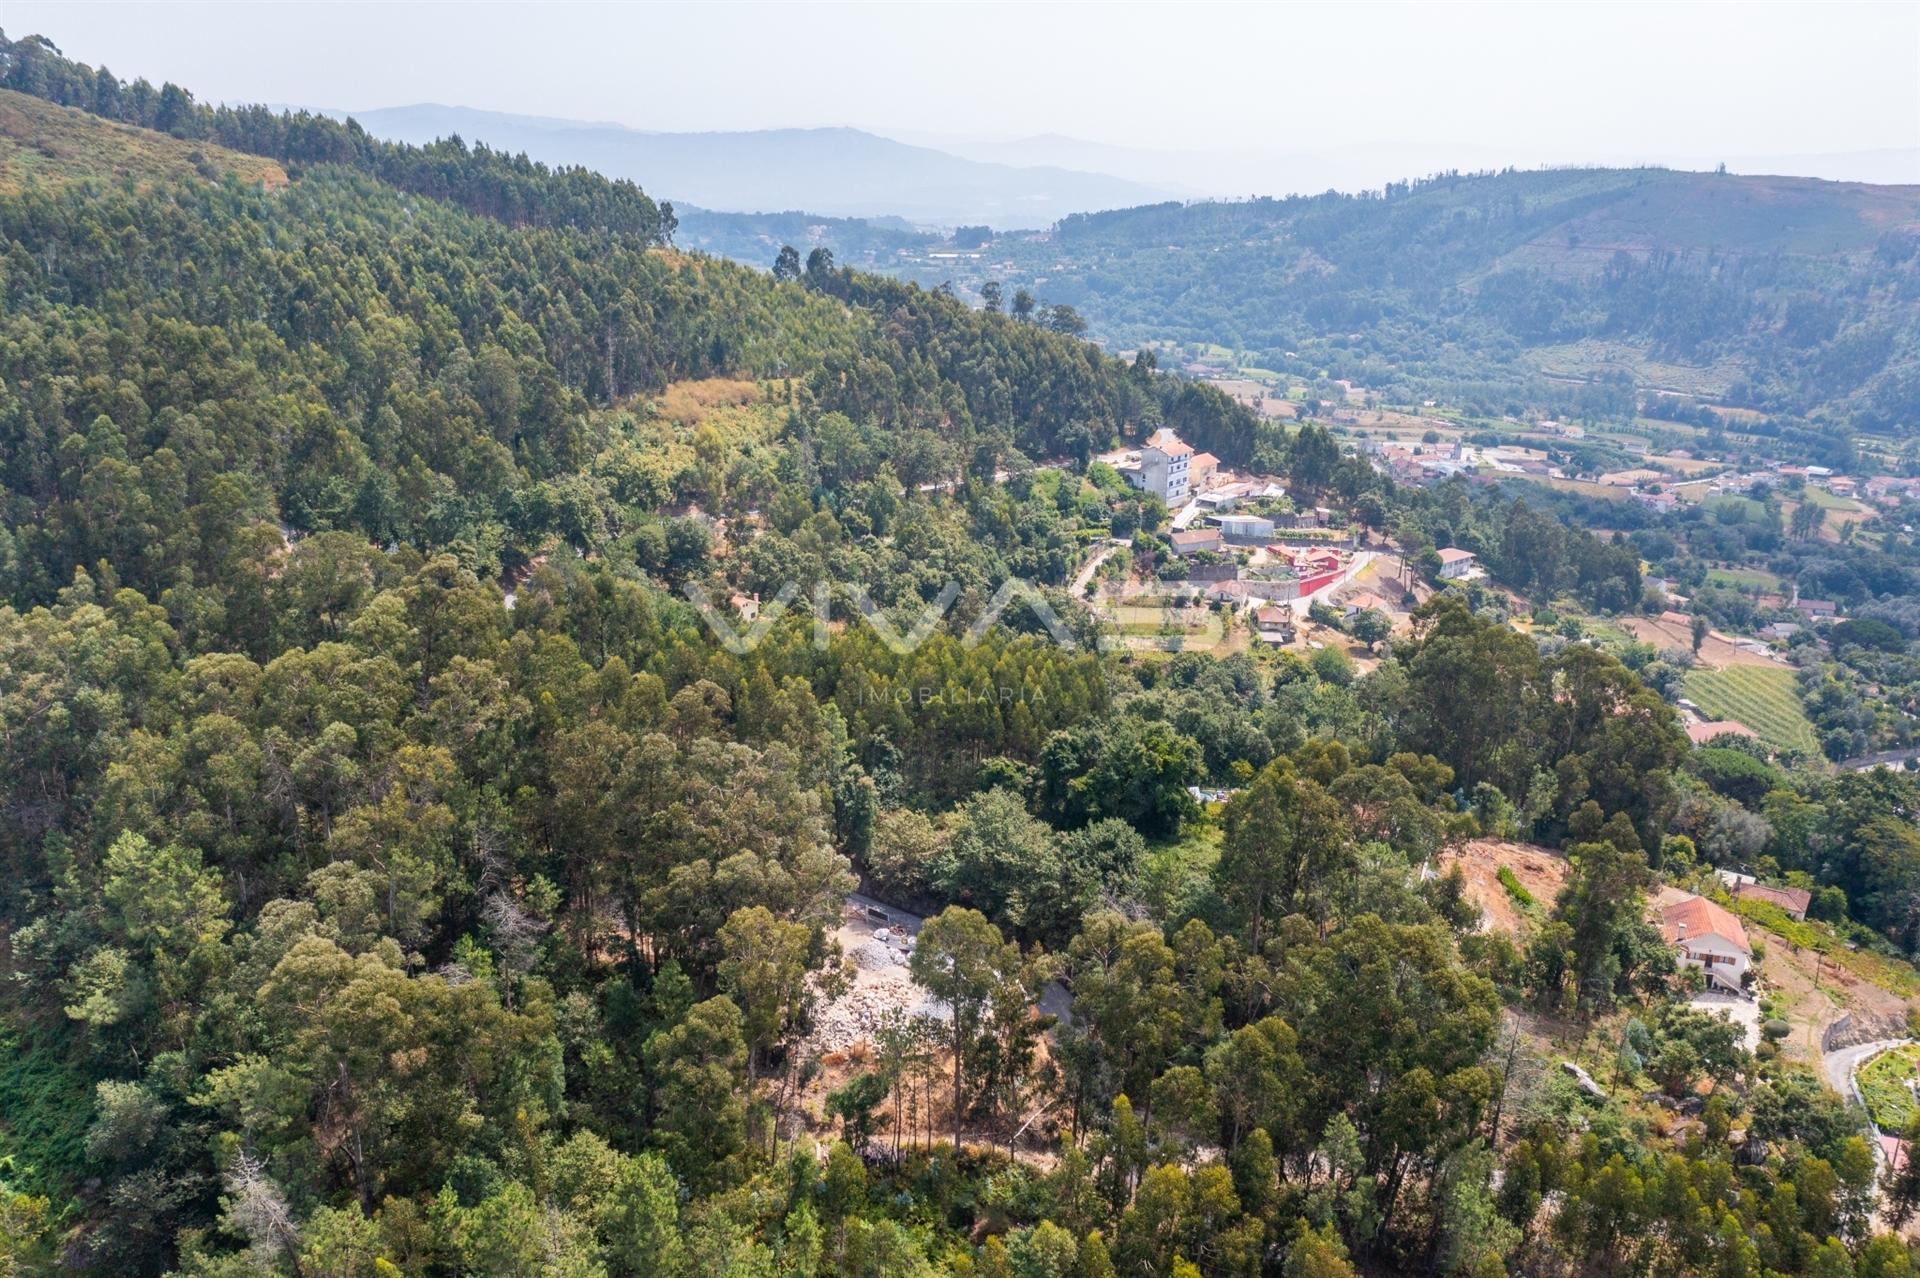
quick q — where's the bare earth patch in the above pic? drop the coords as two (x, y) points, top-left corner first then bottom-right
(1438, 839), (1572, 939)
(1621, 615), (1788, 669)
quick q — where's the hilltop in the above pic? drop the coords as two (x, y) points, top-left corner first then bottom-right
(0, 87), (286, 192)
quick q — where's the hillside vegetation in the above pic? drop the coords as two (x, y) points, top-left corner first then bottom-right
(4, 32), (1920, 1278)
(786, 166), (1920, 432)
(0, 88), (285, 192)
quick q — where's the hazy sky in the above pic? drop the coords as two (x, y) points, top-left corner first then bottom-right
(6, 0), (1918, 160)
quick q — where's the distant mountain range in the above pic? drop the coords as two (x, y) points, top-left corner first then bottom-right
(952, 168), (1920, 428)
(330, 104), (1182, 227)
(888, 130), (1920, 198)
(329, 102), (1919, 233)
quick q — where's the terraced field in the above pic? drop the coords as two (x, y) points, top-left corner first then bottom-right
(1682, 665), (1819, 755)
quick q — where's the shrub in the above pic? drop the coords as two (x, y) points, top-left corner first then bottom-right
(1496, 865), (1536, 907)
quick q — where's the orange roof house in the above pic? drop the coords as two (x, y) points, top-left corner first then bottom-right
(1660, 894), (1750, 953)
(1146, 427), (1193, 458)
(1730, 881), (1812, 921)
(1660, 893), (1752, 992)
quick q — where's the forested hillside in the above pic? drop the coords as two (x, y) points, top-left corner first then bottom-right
(4, 32), (1920, 1278)
(856, 168), (1920, 429)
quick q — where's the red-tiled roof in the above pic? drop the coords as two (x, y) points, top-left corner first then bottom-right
(1732, 882), (1812, 916)
(1437, 547), (1476, 563)
(1146, 428), (1193, 457)
(1661, 895), (1750, 953)
(1686, 720), (1757, 745)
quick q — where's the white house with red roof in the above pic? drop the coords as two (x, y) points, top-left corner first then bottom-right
(1437, 547), (1478, 580)
(1660, 894), (1752, 993)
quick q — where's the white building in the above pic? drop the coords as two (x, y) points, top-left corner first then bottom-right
(1213, 513), (1276, 544)
(1253, 605), (1295, 645)
(1660, 895), (1751, 994)
(1119, 428), (1193, 503)
(1436, 547), (1477, 580)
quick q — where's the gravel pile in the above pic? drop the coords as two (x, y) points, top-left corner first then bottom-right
(850, 938), (908, 971)
(804, 963), (947, 1054)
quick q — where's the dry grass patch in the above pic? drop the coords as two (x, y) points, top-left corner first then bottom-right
(657, 377), (764, 427)
(0, 88), (286, 193)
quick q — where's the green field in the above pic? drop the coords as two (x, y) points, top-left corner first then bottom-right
(1800, 487), (1857, 511)
(1703, 494), (1769, 522)
(1528, 338), (1745, 400)
(1704, 566), (1783, 591)
(1682, 665), (1818, 755)
(1859, 1044), (1920, 1133)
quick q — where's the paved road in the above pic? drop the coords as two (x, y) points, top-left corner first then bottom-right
(1824, 1037), (1907, 1100)
(1284, 549), (1379, 615)
(1069, 541), (1124, 596)
(1841, 748), (1920, 774)
(1823, 1037), (1912, 1172)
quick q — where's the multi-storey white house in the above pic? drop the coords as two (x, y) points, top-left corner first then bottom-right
(1437, 547), (1478, 580)
(1117, 428), (1194, 503)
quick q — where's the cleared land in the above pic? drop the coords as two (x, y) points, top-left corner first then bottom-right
(1438, 839), (1571, 939)
(1681, 665), (1819, 755)
(0, 88), (286, 192)
(1704, 566), (1784, 591)
(1783, 493), (1874, 542)
(1529, 338), (1744, 400)
(1621, 614), (1788, 669)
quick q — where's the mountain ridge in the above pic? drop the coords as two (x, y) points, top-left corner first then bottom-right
(336, 102), (1181, 225)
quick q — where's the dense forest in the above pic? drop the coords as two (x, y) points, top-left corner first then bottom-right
(3, 32), (1920, 1278)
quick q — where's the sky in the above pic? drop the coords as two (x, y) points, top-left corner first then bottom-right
(5, 0), (1917, 165)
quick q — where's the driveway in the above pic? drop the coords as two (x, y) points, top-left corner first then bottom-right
(1284, 549), (1378, 615)
(1690, 991), (1760, 1051)
(1069, 540), (1123, 595)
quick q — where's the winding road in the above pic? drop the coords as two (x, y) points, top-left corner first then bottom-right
(1823, 1036), (1913, 1171)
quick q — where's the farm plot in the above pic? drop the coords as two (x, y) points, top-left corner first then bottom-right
(1682, 665), (1818, 755)
(1858, 1044), (1920, 1134)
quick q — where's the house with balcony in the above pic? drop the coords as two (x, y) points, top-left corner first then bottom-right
(1660, 894), (1751, 994)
